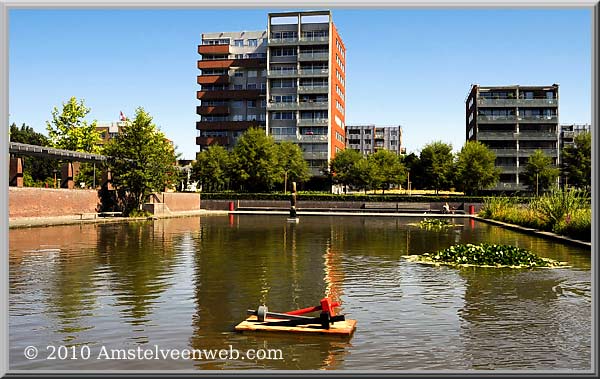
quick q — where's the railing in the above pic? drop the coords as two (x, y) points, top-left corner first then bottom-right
(267, 102), (298, 110)
(298, 68), (329, 76)
(518, 148), (558, 156)
(297, 85), (328, 93)
(518, 115), (558, 122)
(478, 115), (517, 122)
(299, 36), (329, 43)
(298, 101), (328, 109)
(477, 98), (517, 106)
(303, 151), (329, 160)
(267, 69), (298, 77)
(269, 37), (299, 44)
(517, 99), (558, 106)
(269, 55), (297, 63)
(297, 118), (328, 126)
(516, 132), (558, 139)
(477, 131), (516, 139)
(271, 134), (328, 143)
(298, 52), (329, 61)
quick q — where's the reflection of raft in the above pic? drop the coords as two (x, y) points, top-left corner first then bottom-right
(235, 298), (357, 337)
(235, 316), (357, 336)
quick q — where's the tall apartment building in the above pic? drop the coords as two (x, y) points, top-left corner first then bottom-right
(266, 10), (346, 176)
(465, 84), (560, 192)
(346, 125), (404, 155)
(196, 31), (268, 152)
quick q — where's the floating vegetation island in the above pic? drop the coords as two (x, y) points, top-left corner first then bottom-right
(403, 243), (569, 268)
(410, 218), (461, 230)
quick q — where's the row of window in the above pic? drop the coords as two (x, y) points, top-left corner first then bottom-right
(336, 100), (344, 115)
(335, 54), (345, 73)
(336, 39), (345, 59)
(478, 109), (557, 117)
(271, 111), (329, 120)
(202, 53), (267, 60)
(231, 99), (268, 108)
(335, 131), (344, 143)
(335, 84), (344, 101)
(335, 69), (345, 86)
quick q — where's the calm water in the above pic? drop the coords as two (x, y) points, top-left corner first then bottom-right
(9, 215), (591, 371)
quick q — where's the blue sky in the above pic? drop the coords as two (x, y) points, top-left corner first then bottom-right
(8, 8), (592, 160)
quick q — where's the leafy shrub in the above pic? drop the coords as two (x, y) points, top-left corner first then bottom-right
(418, 218), (451, 230)
(530, 188), (589, 229)
(404, 243), (567, 268)
(553, 208), (591, 242)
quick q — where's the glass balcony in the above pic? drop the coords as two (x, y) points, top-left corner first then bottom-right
(299, 36), (329, 44)
(478, 115), (517, 123)
(267, 102), (299, 110)
(298, 68), (329, 77)
(515, 131), (558, 140)
(297, 118), (328, 126)
(298, 101), (328, 109)
(297, 85), (328, 94)
(517, 99), (558, 107)
(298, 52), (329, 61)
(477, 98), (517, 107)
(272, 134), (328, 143)
(267, 69), (298, 78)
(477, 131), (516, 140)
(303, 151), (329, 160)
(269, 37), (299, 45)
(518, 115), (558, 123)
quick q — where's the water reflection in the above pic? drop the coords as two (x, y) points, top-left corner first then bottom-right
(9, 215), (591, 370)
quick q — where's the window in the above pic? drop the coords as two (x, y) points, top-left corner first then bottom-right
(261, 99), (267, 107)
(248, 39), (258, 46)
(247, 83), (257, 89)
(232, 100), (243, 108)
(234, 71), (244, 77)
(261, 70), (267, 77)
(247, 114), (257, 121)
(248, 70), (257, 78)
(235, 54), (244, 59)
(234, 84), (244, 90)
(272, 112), (295, 120)
(232, 115), (244, 121)
(234, 39), (244, 46)
(248, 100), (256, 108)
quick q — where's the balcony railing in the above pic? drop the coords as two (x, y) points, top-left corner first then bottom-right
(518, 148), (558, 156)
(267, 102), (299, 110)
(298, 68), (329, 77)
(297, 85), (328, 93)
(297, 118), (328, 126)
(298, 52), (329, 61)
(517, 99), (558, 107)
(299, 36), (329, 45)
(269, 55), (298, 63)
(303, 151), (329, 160)
(477, 131), (516, 139)
(478, 115), (517, 123)
(298, 101), (328, 109)
(267, 69), (298, 77)
(271, 134), (328, 143)
(516, 131), (558, 139)
(269, 37), (299, 45)
(477, 98), (518, 107)
(518, 115), (558, 122)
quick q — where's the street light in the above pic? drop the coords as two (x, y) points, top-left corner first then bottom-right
(53, 169), (58, 189)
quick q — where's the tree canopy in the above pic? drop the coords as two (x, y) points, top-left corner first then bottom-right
(523, 149), (559, 195)
(9, 122), (55, 186)
(419, 141), (454, 194)
(103, 107), (178, 214)
(46, 96), (102, 153)
(191, 145), (231, 192)
(454, 141), (500, 195)
(561, 131), (591, 190)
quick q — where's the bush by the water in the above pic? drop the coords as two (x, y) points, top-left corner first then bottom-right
(403, 243), (568, 268)
(480, 190), (590, 242)
(418, 218), (452, 230)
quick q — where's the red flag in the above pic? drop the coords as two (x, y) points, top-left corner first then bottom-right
(120, 111), (126, 121)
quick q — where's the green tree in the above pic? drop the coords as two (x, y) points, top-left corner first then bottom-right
(454, 141), (501, 195)
(367, 150), (406, 193)
(561, 131), (591, 190)
(191, 145), (231, 192)
(329, 149), (363, 193)
(230, 128), (279, 192)
(46, 96), (102, 153)
(103, 107), (178, 215)
(523, 149), (560, 195)
(353, 157), (375, 193)
(275, 142), (310, 193)
(403, 152), (424, 191)
(419, 141), (454, 194)
(9, 122), (56, 185)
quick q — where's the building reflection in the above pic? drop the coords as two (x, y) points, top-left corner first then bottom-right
(188, 215), (351, 369)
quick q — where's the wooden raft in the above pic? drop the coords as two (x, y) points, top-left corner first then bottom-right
(235, 315), (357, 336)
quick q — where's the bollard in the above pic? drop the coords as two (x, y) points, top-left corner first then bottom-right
(469, 205), (475, 215)
(229, 201), (234, 212)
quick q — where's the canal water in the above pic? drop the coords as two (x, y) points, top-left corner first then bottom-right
(9, 215), (591, 371)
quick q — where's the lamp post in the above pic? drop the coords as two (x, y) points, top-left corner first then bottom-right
(53, 169), (58, 189)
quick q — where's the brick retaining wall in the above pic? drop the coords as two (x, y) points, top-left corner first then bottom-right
(9, 187), (100, 218)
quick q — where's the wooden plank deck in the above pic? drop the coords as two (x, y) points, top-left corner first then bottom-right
(235, 315), (357, 336)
